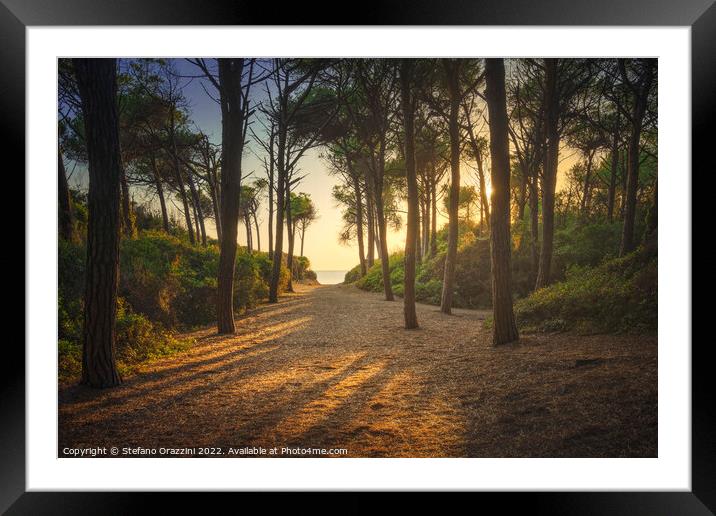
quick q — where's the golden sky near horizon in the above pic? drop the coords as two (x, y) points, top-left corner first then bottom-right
(67, 140), (581, 272)
(197, 146), (580, 271)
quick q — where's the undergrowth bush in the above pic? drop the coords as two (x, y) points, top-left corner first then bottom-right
(348, 217), (656, 334)
(292, 256), (313, 280)
(58, 299), (195, 383)
(552, 220), (623, 275)
(58, 227), (299, 382)
(344, 264), (362, 284)
(354, 224), (495, 309)
(114, 299), (194, 373)
(514, 240), (657, 334)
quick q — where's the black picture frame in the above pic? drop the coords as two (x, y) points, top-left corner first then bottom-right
(4, 0), (708, 513)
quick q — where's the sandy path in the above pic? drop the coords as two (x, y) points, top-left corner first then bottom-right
(58, 284), (657, 457)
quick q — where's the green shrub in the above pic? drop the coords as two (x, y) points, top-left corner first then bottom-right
(415, 278), (442, 305)
(234, 250), (269, 311)
(58, 299), (195, 382)
(58, 229), (295, 382)
(58, 239), (86, 343)
(60, 232), (292, 332)
(114, 298), (194, 373)
(514, 242), (657, 334)
(292, 255), (312, 280)
(355, 263), (381, 291)
(344, 264), (363, 284)
(552, 220), (623, 275)
(355, 253), (405, 292)
(119, 231), (188, 326)
(58, 339), (82, 384)
(453, 236), (492, 308)
(115, 232), (294, 327)
(510, 216), (633, 293)
(349, 218), (657, 327)
(354, 235), (494, 309)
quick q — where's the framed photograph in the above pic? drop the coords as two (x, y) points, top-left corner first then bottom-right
(6, 0), (709, 512)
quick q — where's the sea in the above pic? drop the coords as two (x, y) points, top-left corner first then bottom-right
(315, 270), (348, 285)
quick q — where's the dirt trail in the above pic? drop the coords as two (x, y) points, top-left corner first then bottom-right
(59, 284), (657, 457)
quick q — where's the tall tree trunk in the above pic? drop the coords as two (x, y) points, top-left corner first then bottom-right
(292, 224), (297, 255)
(253, 211), (261, 253)
(644, 181), (657, 243)
(245, 214), (252, 253)
(365, 180), (376, 268)
(268, 133), (275, 258)
(518, 164), (528, 220)
(528, 168), (540, 287)
(192, 199), (201, 243)
(168, 117), (194, 244)
(209, 166), (222, 241)
(374, 196), (381, 264)
(373, 204), (382, 262)
(430, 175), (438, 256)
(187, 173), (206, 246)
(607, 115), (620, 223)
(620, 123), (641, 255)
(416, 199), (422, 264)
(373, 140), (394, 301)
(119, 164), (134, 238)
(175, 169), (194, 244)
(580, 149), (595, 217)
(73, 58), (122, 388)
(421, 201), (428, 260)
(440, 59), (461, 314)
(210, 186), (221, 241)
(374, 192), (392, 300)
(300, 225), (305, 258)
(285, 179), (295, 293)
(620, 60), (655, 256)
(350, 166), (367, 277)
(466, 124), (491, 230)
(150, 153), (170, 232)
(269, 100), (288, 303)
(529, 105), (546, 289)
(197, 183), (207, 246)
(216, 58), (246, 333)
(620, 149), (628, 220)
(607, 133), (619, 223)
(535, 58), (559, 290)
(58, 145), (75, 241)
(479, 188), (485, 229)
(478, 164), (490, 230)
(248, 214), (253, 251)
(420, 184), (429, 257)
(401, 59), (419, 329)
(485, 58), (519, 345)
(289, 222), (298, 281)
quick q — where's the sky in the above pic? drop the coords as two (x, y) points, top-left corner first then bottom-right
(170, 59), (368, 271)
(64, 58), (579, 272)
